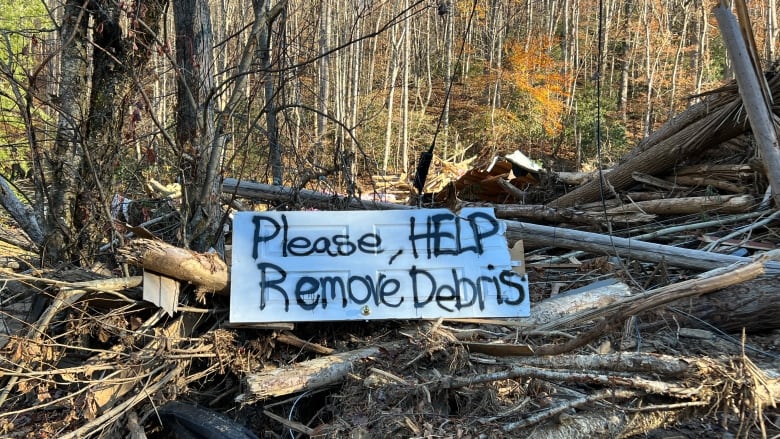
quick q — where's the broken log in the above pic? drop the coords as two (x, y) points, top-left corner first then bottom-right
(662, 277), (780, 333)
(531, 254), (770, 354)
(486, 203), (654, 225)
(503, 219), (780, 273)
(605, 194), (754, 215)
(632, 172), (688, 191)
(238, 342), (404, 402)
(0, 176), (42, 248)
(663, 175), (745, 193)
(117, 238), (228, 293)
(547, 73), (780, 209)
(222, 178), (412, 210)
(551, 170), (601, 186)
(526, 281), (633, 328)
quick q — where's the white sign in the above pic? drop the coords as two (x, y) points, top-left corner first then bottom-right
(229, 208), (529, 323)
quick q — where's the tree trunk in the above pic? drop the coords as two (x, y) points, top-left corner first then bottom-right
(667, 3), (689, 119)
(382, 28), (399, 172)
(43, 0), (165, 266)
(401, 0), (410, 171)
(43, 0), (90, 265)
(442, 6), (453, 158)
(258, 0), (282, 186)
(316, 0), (330, 153)
(174, 0), (221, 253)
(768, 0), (778, 62)
(80, 0), (166, 262)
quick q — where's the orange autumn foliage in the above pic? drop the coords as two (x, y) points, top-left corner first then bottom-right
(505, 38), (569, 136)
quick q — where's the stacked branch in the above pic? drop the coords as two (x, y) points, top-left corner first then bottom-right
(547, 72), (780, 209)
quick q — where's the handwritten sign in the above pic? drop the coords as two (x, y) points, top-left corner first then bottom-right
(229, 208), (529, 322)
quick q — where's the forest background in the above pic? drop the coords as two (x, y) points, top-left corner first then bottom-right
(0, 0), (778, 267)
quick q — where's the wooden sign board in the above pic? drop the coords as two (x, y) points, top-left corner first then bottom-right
(229, 208), (529, 323)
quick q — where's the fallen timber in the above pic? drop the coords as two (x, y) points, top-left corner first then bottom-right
(222, 178), (413, 211)
(503, 219), (780, 273)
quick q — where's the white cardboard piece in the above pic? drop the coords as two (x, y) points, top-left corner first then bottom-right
(143, 270), (179, 316)
(229, 208), (529, 323)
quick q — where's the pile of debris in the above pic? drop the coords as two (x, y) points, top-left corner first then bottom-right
(2, 23), (780, 439)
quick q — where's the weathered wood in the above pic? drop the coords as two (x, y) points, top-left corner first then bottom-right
(675, 163), (754, 176)
(715, 4), (780, 206)
(531, 255), (770, 354)
(547, 72), (780, 209)
(551, 170), (602, 186)
(239, 342), (403, 402)
(663, 175), (746, 193)
(503, 219), (780, 273)
(664, 277), (780, 333)
(527, 281), (633, 328)
(488, 203), (654, 225)
(222, 178), (413, 210)
(605, 194), (754, 215)
(117, 238), (228, 293)
(0, 176), (42, 247)
(632, 172), (687, 191)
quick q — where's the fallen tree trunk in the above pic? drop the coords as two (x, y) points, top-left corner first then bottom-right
(486, 203), (654, 225)
(503, 219), (780, 273)
(238, 342), (404, 402)
(531, 254), (770, 354)
(547, 73), (780, 209)
(605, 194), (754, 215)
(117, 238), (229, 293)
(662, 277), (780, 333)
(527, 281), (633, 327)
(222, 178), (412, 210)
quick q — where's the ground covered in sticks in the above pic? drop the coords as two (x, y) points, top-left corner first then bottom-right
(2, 75), (780, 438)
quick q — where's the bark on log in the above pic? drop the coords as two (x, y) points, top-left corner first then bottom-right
(531, 255), (770, 354)
(621, 88), (740, 163)
(238, 342), (403, 402)
(527, 281), (633, 327)
(222, 178), (413, 210)
(117, 238), (228, 293)
(487, 203), (654, 225)
(0, 176), (42, 247)
(605, 194), (754, 215)
(715, 4), (780, 206)
(503, 219), (780, 274)
(663, 277), (780, 333)
(551, 171), (601, 186)
(547, 73), (780, 209)
(663, 175), (746, 193)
